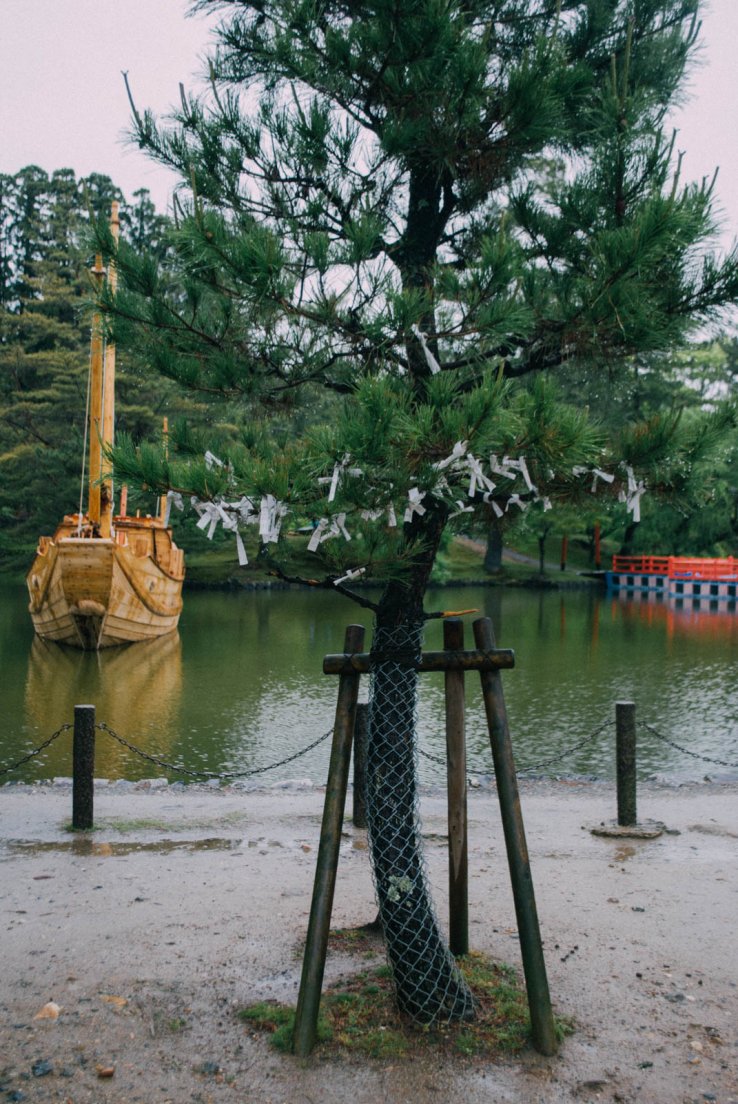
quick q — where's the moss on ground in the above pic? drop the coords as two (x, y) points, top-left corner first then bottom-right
(239, 950), (570, 1061)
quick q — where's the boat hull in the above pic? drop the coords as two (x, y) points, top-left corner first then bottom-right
(27, 535), (183, 649)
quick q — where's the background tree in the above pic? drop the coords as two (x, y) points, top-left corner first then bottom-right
(103, 0), (738, 1025)
(0, 168), (209, 567)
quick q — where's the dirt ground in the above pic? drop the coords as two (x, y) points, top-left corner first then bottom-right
(1, 777), (736, 1104)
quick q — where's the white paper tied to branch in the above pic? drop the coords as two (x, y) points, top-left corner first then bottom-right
(195, 500), (224, 540)
(233, 496), (257, 523)
(490, 454), (536, 493)
(307, 518), (329, 552)
(433, 440), (468, 471)
(572, 464), (616, 494)
(204, 450), (224, 470)
(404, 488), (427, 523)
(590, 468), (615, 493)
(307, 512), (352, 552)
(318, 453), (363, 503)
(259, 494), (288, 544)
(190, 493), (266, 566)
(620, 465), (646, 523)
(410, 324), (441, 374)
(163, 491), (184, 526)
(449, 499), (474, 520)
(466, 453), (497, 499)
(507, 493), (527, 513)
(509, 456), (536, 494)
(359, 503), (397, 527)
(334, 566), (366, 587)
(489, 453), (519, 480)
(219, 506), (247, 565)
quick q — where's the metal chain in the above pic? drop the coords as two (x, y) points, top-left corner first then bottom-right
(640, 721), (738, 770)
(517, 719), (615, 774)
(0, 724), (72, 779)
(6, 716), (735, 786)
(417, 718), (615, 775)
(416, 744), (447, 766)
(96, 721), (334, 780)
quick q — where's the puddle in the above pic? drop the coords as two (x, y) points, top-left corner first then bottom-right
(4, 837), (240, 858)
(613, 844), (638, 862)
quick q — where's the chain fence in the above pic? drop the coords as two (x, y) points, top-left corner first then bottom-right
(640, 721), (738, 770)
(416, 718), (617, 775)
(97, 721), (333, 780)
(0, 722), (332, 784)
(1, 712), (736, 787)
(0, 724), (71, 779)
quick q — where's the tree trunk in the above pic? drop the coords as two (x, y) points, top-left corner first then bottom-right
(484, 515), (503, 573)
(618, 519), (639, 555)
(367, 618), (475, 1023)
(364, 509), (475, 1024)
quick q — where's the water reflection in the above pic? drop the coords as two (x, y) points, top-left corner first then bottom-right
(1, 582), (736, 785)
(24, 633), (183, 778)
(611, 588), (738, 644)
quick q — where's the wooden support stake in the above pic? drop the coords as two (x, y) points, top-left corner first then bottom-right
(444, 619), (469, 957)
(352, 702), (368, 830)
(473, 617), (558, 1057)
(615, 701), (637, 827)
(292, 624), (365, 1057)
(72, 704), (96, 830)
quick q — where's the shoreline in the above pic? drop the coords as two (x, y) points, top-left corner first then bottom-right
(1, 779), (736, 1103)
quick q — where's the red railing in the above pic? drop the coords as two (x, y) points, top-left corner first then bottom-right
(612, 556), (671, 575)
(668, 557), (738, 582)
(612, 555), (738, 582)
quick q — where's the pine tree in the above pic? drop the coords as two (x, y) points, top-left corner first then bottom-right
(104, 0), (738, 1025)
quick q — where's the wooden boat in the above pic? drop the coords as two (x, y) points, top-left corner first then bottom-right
(26, 203), (185, 649)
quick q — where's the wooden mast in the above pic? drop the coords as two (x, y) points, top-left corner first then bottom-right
(100, 202), (119, 539)
(87, 256), (106, 527)
(158, 416), (169, 523)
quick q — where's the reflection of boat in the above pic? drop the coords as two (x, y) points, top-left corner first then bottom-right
(26, 204), (184, 649)
(25, 632), (183, 775)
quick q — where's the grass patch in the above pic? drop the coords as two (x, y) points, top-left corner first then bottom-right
(239, 952), (564, 1061)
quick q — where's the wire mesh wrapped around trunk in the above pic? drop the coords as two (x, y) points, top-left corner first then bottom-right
(366, 620), (475, 1024)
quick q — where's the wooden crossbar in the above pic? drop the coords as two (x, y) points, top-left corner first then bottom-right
(322, 647), (514, 674)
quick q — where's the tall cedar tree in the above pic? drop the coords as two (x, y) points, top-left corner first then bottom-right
(0, 169), (198, 565)
(103, 0), (738, 1024)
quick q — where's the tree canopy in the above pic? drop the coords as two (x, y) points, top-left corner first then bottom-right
(106, 0), (738, 603)
(101, 0), (738, 1028)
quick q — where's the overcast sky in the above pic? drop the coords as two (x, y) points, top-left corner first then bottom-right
(1, 0), (737, 253)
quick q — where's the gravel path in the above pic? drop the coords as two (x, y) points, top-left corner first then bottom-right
(1, 778), (736, 1103)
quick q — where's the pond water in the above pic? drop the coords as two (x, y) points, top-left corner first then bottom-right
(1, 581), (736, 785)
